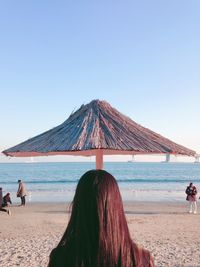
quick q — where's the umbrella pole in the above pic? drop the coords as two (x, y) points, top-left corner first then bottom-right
(96, 149), (103, 169)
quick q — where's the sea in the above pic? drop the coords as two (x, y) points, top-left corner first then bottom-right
(0, 162), (199, 203)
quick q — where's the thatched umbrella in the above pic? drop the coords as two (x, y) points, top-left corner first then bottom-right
(2, 99), (196, 169)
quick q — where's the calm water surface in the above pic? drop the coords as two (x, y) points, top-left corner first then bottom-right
(0, 162), (199, 203)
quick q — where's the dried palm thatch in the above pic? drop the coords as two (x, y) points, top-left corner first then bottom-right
(2, 100), (195, 168)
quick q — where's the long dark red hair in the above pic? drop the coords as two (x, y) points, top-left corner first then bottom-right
(49, 169), (136, 267)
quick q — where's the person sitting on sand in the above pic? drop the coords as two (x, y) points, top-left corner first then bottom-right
(185, 182), (197, 214)
(0, 187), (11, 215)
(2, 192), (12, 207)
(48, 169), (154, 267)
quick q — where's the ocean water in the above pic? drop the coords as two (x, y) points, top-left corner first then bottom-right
(0, 162), (199, 203)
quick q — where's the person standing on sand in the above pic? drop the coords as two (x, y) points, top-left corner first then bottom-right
(17, 180), (27, 206)
(185, 182), (197, 214)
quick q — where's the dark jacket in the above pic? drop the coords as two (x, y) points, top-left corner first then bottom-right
(2, 194), (12, 207)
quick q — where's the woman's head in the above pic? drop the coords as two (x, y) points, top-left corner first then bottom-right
(72, 169), (126, 228)
(56, 169), (135, 267)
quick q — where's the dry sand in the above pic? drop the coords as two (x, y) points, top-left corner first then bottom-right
(0, 202), (199, 267)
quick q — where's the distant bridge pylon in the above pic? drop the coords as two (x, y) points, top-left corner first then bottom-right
(194, 154), (200, 163)
(165, 154), (171, 162)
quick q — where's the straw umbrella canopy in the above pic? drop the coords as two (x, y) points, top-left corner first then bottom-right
(2, 99), (196, 169)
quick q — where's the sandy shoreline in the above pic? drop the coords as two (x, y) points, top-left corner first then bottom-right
(0, 201), (199, 267)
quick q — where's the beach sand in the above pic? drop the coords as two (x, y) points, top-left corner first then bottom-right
(0, 202), (199, 267)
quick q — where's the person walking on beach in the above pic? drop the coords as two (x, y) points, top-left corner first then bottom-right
(17, 180), (27, 206)
(185, 182), (197, 214)
(48, 169), (154, 267)
(0, 187), (11, 215)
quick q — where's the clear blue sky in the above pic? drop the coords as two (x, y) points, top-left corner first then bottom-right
(0, 1), (200, 162)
